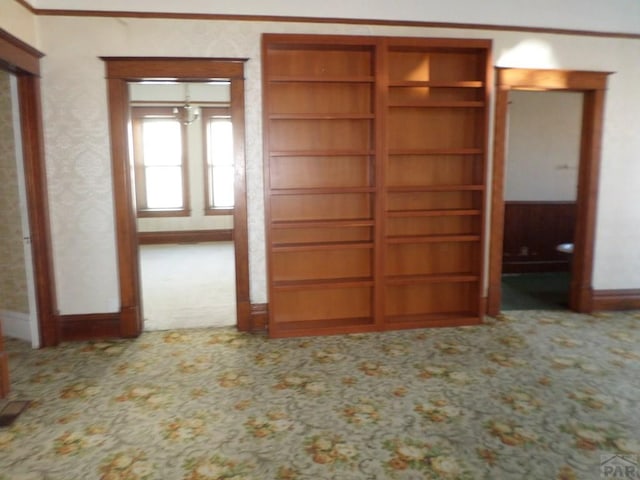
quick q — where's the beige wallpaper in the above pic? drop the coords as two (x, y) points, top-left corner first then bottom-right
(35, 17), (640, 314)
(0, 70), (29, 314)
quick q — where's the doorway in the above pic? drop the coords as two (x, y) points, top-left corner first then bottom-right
(0, 30), (56, 348)
(104, 58), (251, 337)
(129, 81), (237, 330)
(488, 68), (611, 316)
(0, 70), (39, 345)
(500, 90), (582, 310)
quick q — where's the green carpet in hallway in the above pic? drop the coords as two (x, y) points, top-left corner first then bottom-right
(502, 272), (571, 310)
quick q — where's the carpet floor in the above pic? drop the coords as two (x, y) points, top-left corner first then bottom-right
(1, 310), (639, 479)
(139, 242), (236, 331)
(501, 272), (571, 311)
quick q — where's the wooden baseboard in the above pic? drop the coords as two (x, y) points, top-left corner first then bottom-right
(249, 303), (268, 333)
(138, 229), (233, 245)
(591, 289), (640, 311)
(0, 319), (8, 397)
(0, 352), (9, 398)
(57, 312), (121, 342)
(55, 303), (267, 342)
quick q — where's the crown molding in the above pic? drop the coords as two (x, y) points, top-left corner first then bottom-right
(12, 1), (640, 40)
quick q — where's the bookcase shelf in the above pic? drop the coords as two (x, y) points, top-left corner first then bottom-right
(269, 76), (375, 84)
(263, 34), (491, 337)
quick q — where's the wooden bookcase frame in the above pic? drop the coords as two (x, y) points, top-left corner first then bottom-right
(262, 34), (492, 337)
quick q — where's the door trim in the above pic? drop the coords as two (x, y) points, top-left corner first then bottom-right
(487, 68), (611, 315)
(0, 29), (58, 347)
(103, 57), (251, 336)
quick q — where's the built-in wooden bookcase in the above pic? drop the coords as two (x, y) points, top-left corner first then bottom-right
(263, 34), (491, 337)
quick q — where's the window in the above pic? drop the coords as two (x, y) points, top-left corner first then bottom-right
(132, 107), (189, 217)
(202, 107), (234, 215)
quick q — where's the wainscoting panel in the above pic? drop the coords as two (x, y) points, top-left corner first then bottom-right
(503, 201), (576, 273)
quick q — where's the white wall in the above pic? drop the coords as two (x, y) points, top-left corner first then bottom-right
(505, 91), (582, 202)
(35, 16), (640, 314)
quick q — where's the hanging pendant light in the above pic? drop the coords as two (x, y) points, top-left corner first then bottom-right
(173, 84), (199, 125)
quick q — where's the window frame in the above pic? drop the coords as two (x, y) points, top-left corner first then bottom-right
(201, 106), (234, 216)
(131, 106), (191, 218)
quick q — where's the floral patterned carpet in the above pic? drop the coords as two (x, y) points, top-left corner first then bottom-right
(1, 310), (639, 480)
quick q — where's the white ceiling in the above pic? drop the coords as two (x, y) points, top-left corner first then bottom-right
(26, 0), (640, 35)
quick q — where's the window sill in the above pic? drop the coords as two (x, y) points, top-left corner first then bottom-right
(205, 207), (234, 216)
(137, 208), (191, 218)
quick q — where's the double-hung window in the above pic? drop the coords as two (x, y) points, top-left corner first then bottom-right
(202, 107), (234, 215)
(132, 107), (189, 217)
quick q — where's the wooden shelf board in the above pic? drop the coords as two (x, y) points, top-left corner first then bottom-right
(387, 209), (482, 218)
(271, 218), (374, 229)
(389, 80), (484, 88)
(386, 234), (480, 244)
(272, 241), (374, 251)
(270, 186), (375, 195)
(385, 274), (479, 285)
(273, 278), (374, 290)
(268, 76), (375, 84)
(388, 101), (484, 108)
(270, 149), (375, 157)
(386, 184), (484, 193)
(269, 113), (375, 120)
(388, 148), (482, 156)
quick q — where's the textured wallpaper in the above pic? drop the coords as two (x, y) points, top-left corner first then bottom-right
(36, 16), (640, 314)
(0, 70), (29, 314)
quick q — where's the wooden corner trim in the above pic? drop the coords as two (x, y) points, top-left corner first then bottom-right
(14, 0), (36, 14)
(592, 289), (640, 311)
(0, 28), (43, 74)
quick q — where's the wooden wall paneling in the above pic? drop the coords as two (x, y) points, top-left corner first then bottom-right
(502, 202), (576, 273)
